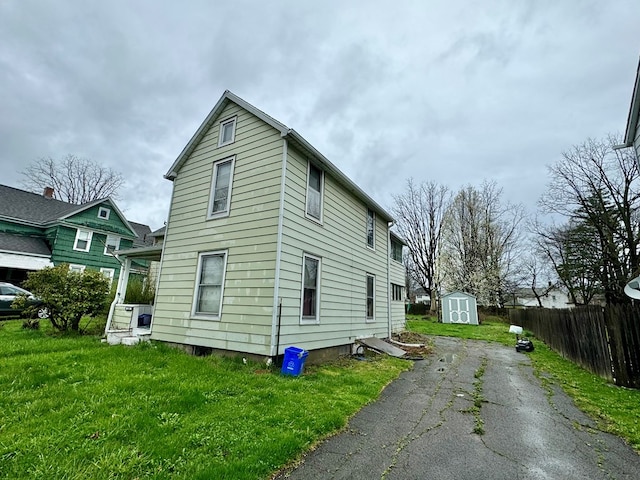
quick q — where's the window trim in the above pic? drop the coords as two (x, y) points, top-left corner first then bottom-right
(305, 161), (324, 224)
(100, 267), (116, 287)
(104, 235), (120, 256)
(217, 116), (237, 147)
(300, 253), (321, 325)
(97, 207), (111, 220)
(366, 273), (375, 322)
(191, 250), (228, 320)
(207, 156), (236, 219)
(391, 238), (403, 263)
(69, 264), (86, 273)
(73, 229), (93, 252)
(391, 283), (404, 302)
(366, 208), (375, 249)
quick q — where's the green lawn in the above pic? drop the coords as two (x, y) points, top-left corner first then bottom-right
(0, 320), (409, 479)
(407, 315), (640, 451)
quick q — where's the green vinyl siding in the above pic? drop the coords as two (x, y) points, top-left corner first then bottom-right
(0, 220), (43, 237)
(63, 203), (136, 238)
(152, 102), (283, 356)
(274, 145), (390, 353)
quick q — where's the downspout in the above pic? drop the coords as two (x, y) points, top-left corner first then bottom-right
(270, 138), (288, 359)
(387, 221), (393, 339)
(105, 256), (130, 334)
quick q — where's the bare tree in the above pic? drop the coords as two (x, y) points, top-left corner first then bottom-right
(21, 154), (124, 204)
(539, 134), (640, 304)
(439, 180), (525, 307)
(392, 179), (450, 312)
(532, 219), (603, 305)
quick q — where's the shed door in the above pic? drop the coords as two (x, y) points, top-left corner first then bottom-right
(448, 297), (470, 324)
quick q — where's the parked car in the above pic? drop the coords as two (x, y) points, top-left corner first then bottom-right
(0, 282), (49, 318)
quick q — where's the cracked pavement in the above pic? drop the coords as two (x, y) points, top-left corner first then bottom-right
(274, 337), (640, 479)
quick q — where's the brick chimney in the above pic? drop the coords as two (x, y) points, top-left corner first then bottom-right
(43, 187), (54, 199)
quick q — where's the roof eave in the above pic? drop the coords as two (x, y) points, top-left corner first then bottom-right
(284, 129), (394, 222)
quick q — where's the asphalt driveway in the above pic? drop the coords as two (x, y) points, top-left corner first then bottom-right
(275, 336), (640, 479)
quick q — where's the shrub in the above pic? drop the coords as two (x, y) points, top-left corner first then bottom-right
(14, 264), (110, 332)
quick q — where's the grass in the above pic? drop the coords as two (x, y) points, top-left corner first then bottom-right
(406, 314), (640, 451)
(0, 319), (410, 479)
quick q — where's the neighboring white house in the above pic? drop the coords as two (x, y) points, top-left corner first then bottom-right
(142, 90), (405, 361)
(512, 288), (574, 309)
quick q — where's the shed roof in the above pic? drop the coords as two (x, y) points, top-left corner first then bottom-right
(164, 90), (394, 222)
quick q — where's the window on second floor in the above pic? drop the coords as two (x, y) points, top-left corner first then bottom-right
(104, 235), (120, 256)
(366, 208), (375, 248)
(306, 162), (323, 222)
(391, 239), (403, 263)
(73, 229), (93, 252)
(208, 156), (235, 218)
(218, 117), (237, 146)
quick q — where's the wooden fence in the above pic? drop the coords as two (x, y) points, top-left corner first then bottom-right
(508, 305), (640, 389)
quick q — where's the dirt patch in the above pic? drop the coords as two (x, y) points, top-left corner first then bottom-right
(388, 332), (434, 359)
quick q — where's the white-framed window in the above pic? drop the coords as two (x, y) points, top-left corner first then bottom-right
(391, 283), (404, 302)
(306, 162), (323, 222)
(208, 156), (235, 218)
(192, 251), (227, 319)
(69, 264), (86, 273)
(100, 267), (115, 287)
(300, 253), (321, 324)
(218, 117), (237, 146)
(391, 238), (403, 263)
(366, 208), (375, 249)
(104, 235), (120, 256)
(73, 229), (93, 252)
(366, 274), (375, 322)
(98, 207), (111, 220)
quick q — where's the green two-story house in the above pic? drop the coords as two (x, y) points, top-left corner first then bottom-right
(0, 184), (152, 286)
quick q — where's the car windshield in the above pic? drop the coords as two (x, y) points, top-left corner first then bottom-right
(0, 285), (31, 296)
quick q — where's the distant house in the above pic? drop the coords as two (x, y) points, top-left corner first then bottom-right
(113, 90), (406, 359)
(506, 287), (574, 309)
(0, 184), (152, 286)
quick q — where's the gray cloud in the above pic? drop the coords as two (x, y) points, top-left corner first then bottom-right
(0, 0), (638, 229)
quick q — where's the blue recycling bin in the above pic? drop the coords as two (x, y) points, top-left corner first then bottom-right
(281, 346), (309, 376)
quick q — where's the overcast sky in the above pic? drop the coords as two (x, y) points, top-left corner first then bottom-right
(1, 0), (638, 230)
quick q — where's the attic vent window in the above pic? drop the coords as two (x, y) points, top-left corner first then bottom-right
(98, 207), (111, 220)
(218, 117), (237, 146)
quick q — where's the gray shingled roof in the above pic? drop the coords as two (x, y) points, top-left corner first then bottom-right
(0, 232), (51, 255)
(0, 185), (79, 224)
(129, 221), (153, 246)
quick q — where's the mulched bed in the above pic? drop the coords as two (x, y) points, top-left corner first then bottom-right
(388, 331), (434, 359)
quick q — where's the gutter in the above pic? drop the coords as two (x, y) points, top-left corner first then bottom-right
(387, 221), (393, 339)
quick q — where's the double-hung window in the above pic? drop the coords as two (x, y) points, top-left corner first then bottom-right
(391, 238), (403, 262)
(218, 117), (236, 146)
(104, 235), (120, 256)
(73, 229), (93, 252)
(366, 274), (375, 322)
(69, 264), (86, 273)
(306, 162), (323, 222)
(208, 156), (235, 218)
(301, 254), (321, 323)
(100, 267), (115, 287)
(366, 208), (375, 248)
(192, 251), (227, 318)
